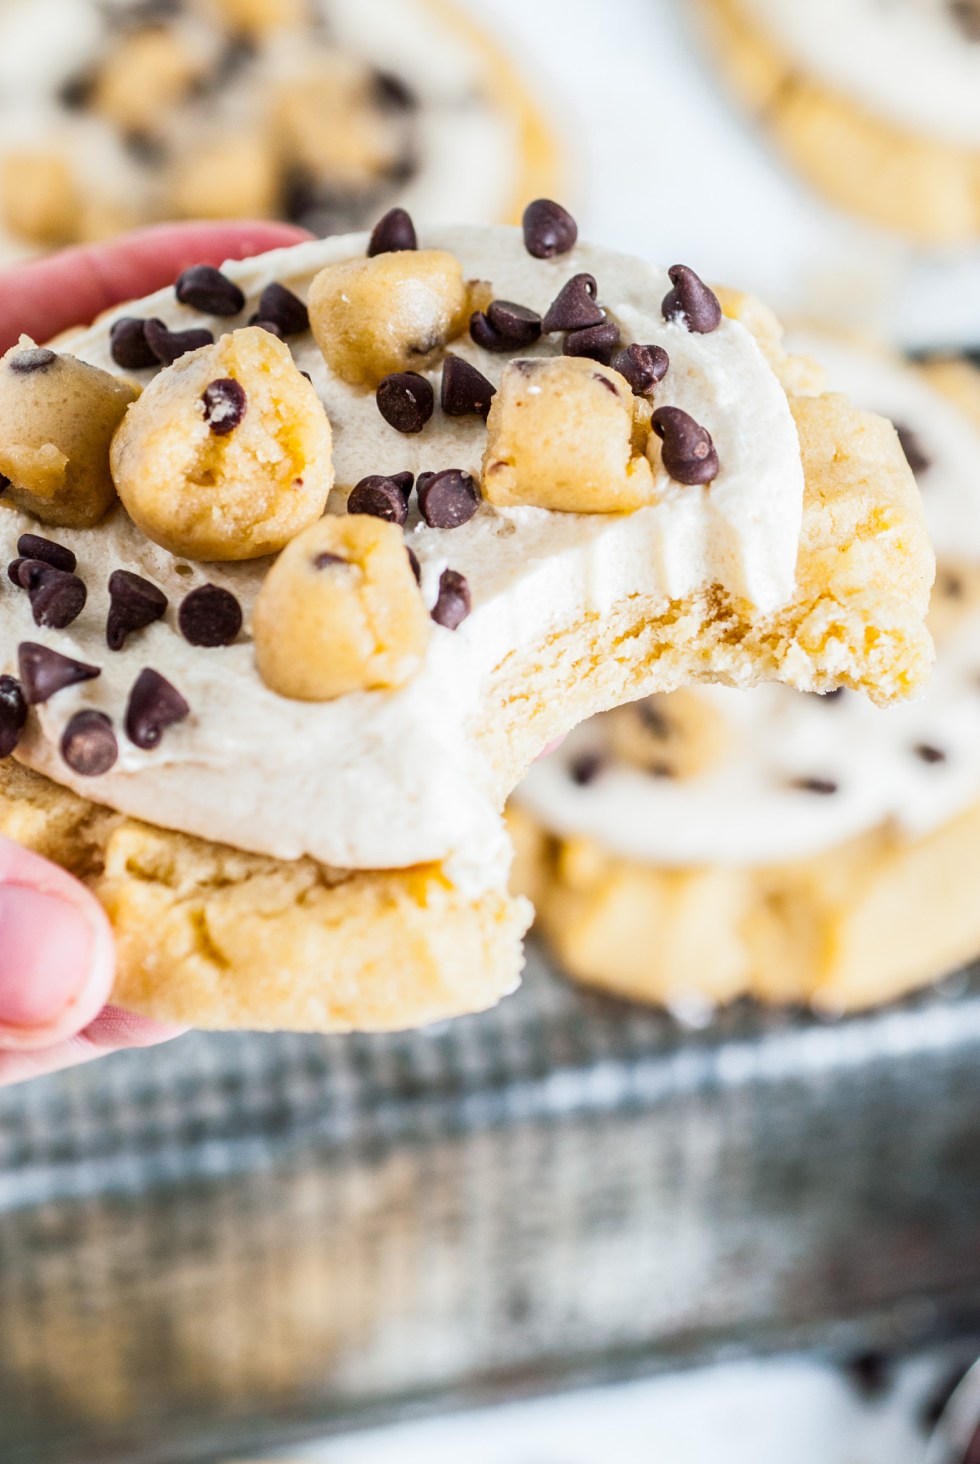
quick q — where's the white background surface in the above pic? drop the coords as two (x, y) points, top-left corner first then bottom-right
(262, 2), (977, 1457)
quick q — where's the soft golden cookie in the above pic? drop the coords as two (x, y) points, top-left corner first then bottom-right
(696, 0), (980, 244)
(514, 345), (980, 1016)
(0, 223), (933, 1032)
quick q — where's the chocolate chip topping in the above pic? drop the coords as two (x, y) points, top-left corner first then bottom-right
(612, 343), (670, 397)
(406, 546), (422, 584)
(6, 558), (23, 586)
(791, 776), (839, 796)
(254, 282), (309, 337)
(915, 743), (947, 764)
(26, 566), (87, 630)
(368, 206), (418, 256)
(348, 473), (410, 525)
(373, 69), (417, 109)
(18, 642), (100, 705)
(10, 346), (57, 374)
(248, 316), (284, 339)
(106, 569), (168, 651)
(417, 469), (481, 529)
(522, 199), (578, 259)
(61, 710), (117, 777)
(471, 298), (544, 353)
(376, 372), (434, 434)
(144, 318), (214, 366)
(314, 552), (349, 570)
(563, 321), (622, 364)
(441, 354), (496, 420)
(202, 377), (247, 435)
(662, 264), (722, 334)
(17, 534), (76, 574)
(430, 568), (471, 629)
(651, 406), (719, 485)
(949, 0), (980, 39)
(175, 264), (245, 317)
(178, 584), (242, 647)
(110, 316), (158, 371)
(895, 421), (931, 477)
(125, 667), (190, 750)
(542, 274), (605, 334)
(570, 752), (605, 786)
(0, 674), (27, 759)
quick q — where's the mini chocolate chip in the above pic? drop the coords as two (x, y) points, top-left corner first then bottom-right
(523, 198), (578, 259)
(124, 130), (167, 166)
(255, 282), (309, 337)
(949, 0), (980, 40)
(406, 546), (422, 584)
(368, 206), (418, 256)
(819, 686), (846, 701)
(178, 584), (242, 647)
(348, 474), (409, 525)
(125, 667), (190, 750)
(431, 568), (471, 629)
(0, 675), (27, 759)
(202, 377), (247, 435)
(441, 354), (496, 420)
(662, 264), (722, 334)
(10, 346), (57, 374)
(914, 743), (947, 764)
(486, 299), (542, 347)
(417, 469), (481, 529)
(314, 552), (348, 569)
(570, 752), (604, 786)
(373, 70), (417, 109)
(895, 421), (931, 477)
(845, 1352), (892, 1401)
(59, 71), (96, 110)
(110, 316), (158, 370)
(28, 567), (87, 630)
(175, 264), (245, 316)
(791, 776), (838, 795)
(106, 569), (168, 651)
(612, 343), (670, 397)
(14, 559), (50, 592)
(7, 558), (24, 587)
(0, 473), (9, 494)
(248, 316), (284, 339)
(469, 312), (512, 352)
(542, 274), (604, 333)
(61, 710), (117, 777)
(638, 700), (671, 738)
(376, 372), (434, 434)
(563, 321), (622, 364)
(16, 534), (76, 574)
(651, 406), (719, 485)
(144, 318), (214, 366)
(18, 642), (100, 705)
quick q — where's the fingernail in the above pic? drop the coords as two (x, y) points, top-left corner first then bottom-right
(0, 885), (94, 1030)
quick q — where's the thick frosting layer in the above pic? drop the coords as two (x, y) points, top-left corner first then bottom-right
(0, 226), (803, 885)
(517, 338), (980, 868)
(0, 0), (521, 262)
(736, 0), (980, 148)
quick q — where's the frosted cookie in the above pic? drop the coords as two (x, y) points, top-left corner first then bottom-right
(0, 209), (933, 1031)
(695, 0), (980, 244)
(0, 0), (559, 259)
(514, 339), (980, 1017)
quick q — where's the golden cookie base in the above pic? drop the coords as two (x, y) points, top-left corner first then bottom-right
(696, 0), (980, 244)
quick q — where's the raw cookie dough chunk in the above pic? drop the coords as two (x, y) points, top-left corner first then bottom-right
(0, 220), (935, 1035)
(110, 327), (332, 561)
(514, 342), (980, 1016)
(254, 515), (431, 699)
(0, 341), (138, 529)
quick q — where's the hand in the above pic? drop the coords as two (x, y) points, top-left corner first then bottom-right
(0, 218), (309, 1084)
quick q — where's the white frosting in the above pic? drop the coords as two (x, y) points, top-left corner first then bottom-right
(0, 227), (804, 887)
(0, 0), (523, 263)
(736, 0), (980, 149)
(518, 336), (980, 869)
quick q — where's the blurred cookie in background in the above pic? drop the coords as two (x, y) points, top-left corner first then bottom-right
(512, 338), (980, 1018)
(693, 0), (980, 246)
(0, 0), (560, 259)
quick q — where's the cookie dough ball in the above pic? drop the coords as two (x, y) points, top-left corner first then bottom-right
(110, 327), (333, 562)
(608, 691), (730, 780)
(0, 340), (138, 529)
(93, 28), (203, 135)
(482, 358), (655, 513)
(215, 0), (305, 32)
(169, 133), (279, 221)
(254, 515), (431, 700)
(272, 58), (400, 187)
(0, 152), (79, 247)
(309, 250), (468, 387)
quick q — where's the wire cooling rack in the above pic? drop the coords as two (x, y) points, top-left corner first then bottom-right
(3, 945), (980, 1464)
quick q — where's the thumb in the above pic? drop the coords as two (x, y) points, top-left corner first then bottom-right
(0, 836), (114, 1050)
